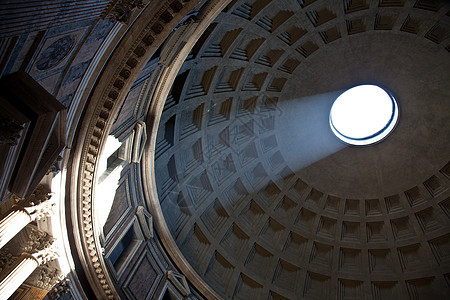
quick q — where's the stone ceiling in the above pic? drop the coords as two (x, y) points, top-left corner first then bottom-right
(152, 0), (450, 298)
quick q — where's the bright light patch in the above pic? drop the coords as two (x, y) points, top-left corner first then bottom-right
(95, 135), (124, 230)
(330, 85), (398, 145)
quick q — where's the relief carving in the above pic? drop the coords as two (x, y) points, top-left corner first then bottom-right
(23, 200), (55, 221)
(23, 229), (58, 265)
(36, 35), (75, 71)
(72, 0), (200, 297)
(26, 266), (62, 290)
(0, 249), (17, 273)
(17, 184), (52, 206)
(49, 277), (71, 298)
(108, 0), (145, 24)
(12, 184), (55, 221)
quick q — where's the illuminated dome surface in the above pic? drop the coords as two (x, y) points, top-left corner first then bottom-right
(148, 0), (450, 299)
(329, 85), (398, 145)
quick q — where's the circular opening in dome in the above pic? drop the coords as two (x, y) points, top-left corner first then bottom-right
(329, 85), (399, 146)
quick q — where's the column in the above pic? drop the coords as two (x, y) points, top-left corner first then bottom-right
(0, 254), (39, 299)
(0, 185), (54, 249)
(0, 230), (58, 299)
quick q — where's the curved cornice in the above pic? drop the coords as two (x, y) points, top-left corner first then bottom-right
(141, 1), (232, 299)
(65, 0), (201, 298)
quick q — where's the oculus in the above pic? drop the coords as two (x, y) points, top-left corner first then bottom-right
(329, 85), (398, 145)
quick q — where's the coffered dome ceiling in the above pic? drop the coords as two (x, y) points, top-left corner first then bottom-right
(151, 0), (450, 299)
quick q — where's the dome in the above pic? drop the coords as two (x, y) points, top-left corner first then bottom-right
(150, 0), (450, 298)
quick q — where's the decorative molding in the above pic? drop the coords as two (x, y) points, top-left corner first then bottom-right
(167, 270), (191, 297)
(131, 121), (147, 163)
(67, 0), (203, 299)
(49, 276), (71, 299)
(0, 185), (54, 249)
(36, 268), (60, 290)
(160, 21), (201, 67)
(73, 1), (450, 298)
(140, 0), (232, 299)
(112, 121), (148, 164)
(136, 206), (153, 239)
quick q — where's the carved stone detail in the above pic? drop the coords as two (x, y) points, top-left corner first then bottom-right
(16, 184), (54, 220)
(0, 117), (24, 146)
(70, 0), (201, 298)
(0, 249), (17, 273)
(108, 0), (145, 24)
(23, 200), (55, 221)
(27, 267), (62, 290)
(0, 185), (54, 249)
(17, 184), (52, 206)
(37, 268), (60, 290)
(23, 229), (58, 265)
(49, 276), (71, 298)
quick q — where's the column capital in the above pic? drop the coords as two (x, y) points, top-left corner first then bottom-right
(17, 184), (52, 206)
(14, 184), (54, 221)
(23, 229), (58, 265)
(22, 200), (55, 221)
